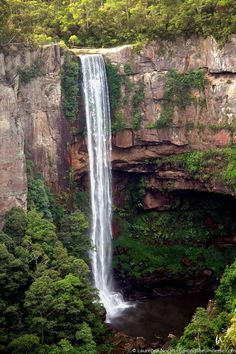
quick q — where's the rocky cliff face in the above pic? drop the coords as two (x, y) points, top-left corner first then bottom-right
(0, 44), (70, 225)
(1, 37), (236, 224)
(73, 36), (236, 207)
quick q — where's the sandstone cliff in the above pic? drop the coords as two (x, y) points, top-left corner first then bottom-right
(0, 44), (70, 225)
(73, 36), (236, 207)
(1, 36), (236, 223)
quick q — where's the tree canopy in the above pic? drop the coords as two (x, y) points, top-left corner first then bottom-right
(0, 0), (235, 48)
(0, 201), (107, 352)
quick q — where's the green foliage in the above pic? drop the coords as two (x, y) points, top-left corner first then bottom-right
(48, 339), (80, 353)
(111, 111), (125, 133)
(128, 177), (145, 208)
(25, 209), (57, 246)
(124, 64), (133, 75)
(72, 190), (90, 215)
(18, 59), (44, 84)
(106, 61), (122, 111)
(164, 69), (207, 108)
(132, 82), (145, 130)
(0, 204), (106, 352)
(220, 315), (236, 351)
(28, 173), (64, 224)
(176, 308), (216, 350)
(0, 242), (30, 299)
(172, 259), (236, 351)
(113, 205), (236, 279)
(150, 147), (236, 191)
(132, 82), (145, 108)
(24, 273), (84, 342)
(156, 107), (173, 128)
(210, 123), (235, 133)
(106, 61), (126, 133)
(3, 207), (27, 241)
(59, 209), (91, 261)
(156, 69), (207, 129)
(0, 0), (53, 48)
(106, 61), (145, 132)
(115, 235), (236, 279)
(61, 53), (79, 122)
(215, 260), (236, 313)
(1, 0), (235, 48)
(28, 173), (53, 220)
(132, 112), (142, 130)
(75, 322), (96, 354)
(8, 334), (40, 354)
(221, 148), (236, 192)
(211, 260), (236, 351)
(184, 151), (207, 175)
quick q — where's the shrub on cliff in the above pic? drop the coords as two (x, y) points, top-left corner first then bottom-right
(61, 53), (79, 122)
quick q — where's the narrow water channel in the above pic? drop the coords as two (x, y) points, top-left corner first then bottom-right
(110, 292), (212, 341)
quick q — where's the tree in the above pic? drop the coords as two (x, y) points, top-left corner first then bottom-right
(220, 315), (236, 350)
(0, 242), (31, 349)
(176, 308), (215, 350)
(215, 260), (236, 313)
(0, 243), (29, 300)
(0, 232), (15, 252)
(24, 272), (95, 344)
(25, 209), (57, 246)
(48, 339), (80, 354)
(75, 322), (96, 353)
(174, 260), (236, 351)
(3, 207), (27, 242)
(8, 334), (40, 354)
(28, 174), (53, 220)
(0, 0), (10, 46)
(59, 209), (91, 261)
(0, 298), (7, 351)
(50, 241), (91, 281)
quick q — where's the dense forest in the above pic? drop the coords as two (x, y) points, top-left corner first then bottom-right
(0, 172), (111, 353)
(0, 0), (236, 48)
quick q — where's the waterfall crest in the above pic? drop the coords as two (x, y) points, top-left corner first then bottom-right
(79, 54), (129, 321)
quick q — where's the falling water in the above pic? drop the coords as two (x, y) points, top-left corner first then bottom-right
(79, 54), (129, 321)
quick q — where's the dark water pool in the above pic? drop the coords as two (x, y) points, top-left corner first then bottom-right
(110, 292), (212, 341)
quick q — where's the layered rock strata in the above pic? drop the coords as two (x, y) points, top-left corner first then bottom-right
(73, 36), (236, 204)
(1, 36), (236, 223)
(0, 44), (70, 225)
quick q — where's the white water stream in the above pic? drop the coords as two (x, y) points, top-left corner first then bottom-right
(79, 54), (130, 321)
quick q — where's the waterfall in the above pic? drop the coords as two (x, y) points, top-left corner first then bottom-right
(79, 54), (129, 321)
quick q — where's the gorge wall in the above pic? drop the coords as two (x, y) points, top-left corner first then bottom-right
(80, 37), (236, 288)
(0, 44), (71, 225)
(73, 36), (236, 208)
(1, 36), (236, 224)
